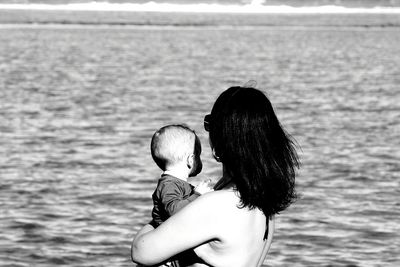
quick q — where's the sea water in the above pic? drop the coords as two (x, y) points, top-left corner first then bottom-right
(0, 14), (399, 267)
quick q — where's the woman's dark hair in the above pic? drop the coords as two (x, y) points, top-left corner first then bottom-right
(208, 86), (299, 221)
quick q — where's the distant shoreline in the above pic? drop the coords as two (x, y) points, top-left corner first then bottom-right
(1, 9), (400, 27)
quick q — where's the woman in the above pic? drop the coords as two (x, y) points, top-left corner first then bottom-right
(131, 86), (299, 267)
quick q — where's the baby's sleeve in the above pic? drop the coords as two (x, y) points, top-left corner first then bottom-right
(159, 181), (200, 217)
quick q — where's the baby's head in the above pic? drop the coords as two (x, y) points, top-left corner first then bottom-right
(151, 124), (202, 177)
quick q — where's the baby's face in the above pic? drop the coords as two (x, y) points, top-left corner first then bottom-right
(189, 135), (202, 177)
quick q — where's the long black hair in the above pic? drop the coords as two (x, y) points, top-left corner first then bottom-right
(208, 86), (299, 220)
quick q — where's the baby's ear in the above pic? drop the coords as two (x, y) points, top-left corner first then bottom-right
(186, 154), (194, 169)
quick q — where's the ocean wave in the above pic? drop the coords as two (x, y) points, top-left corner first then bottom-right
(1, 1), (400, 13)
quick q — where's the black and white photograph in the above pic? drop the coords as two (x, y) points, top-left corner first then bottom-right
(1, 0), (399, 266)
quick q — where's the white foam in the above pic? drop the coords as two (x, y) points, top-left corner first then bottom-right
(1, 1), (400, 14)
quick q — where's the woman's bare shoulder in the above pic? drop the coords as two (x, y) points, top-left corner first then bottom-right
(199, 189), (237, 201)
(194, 190), (265, 227)
(192, 190), (240, 213)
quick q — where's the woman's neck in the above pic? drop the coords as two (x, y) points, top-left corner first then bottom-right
(213, 165), (236, 190)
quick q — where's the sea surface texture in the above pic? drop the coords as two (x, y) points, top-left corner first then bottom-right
(1, 13), (399, 267)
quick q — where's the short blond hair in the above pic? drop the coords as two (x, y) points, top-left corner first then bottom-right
(151, 125), (196, 171)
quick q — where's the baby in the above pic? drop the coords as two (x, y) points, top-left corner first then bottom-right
(149, 124), (212, 229)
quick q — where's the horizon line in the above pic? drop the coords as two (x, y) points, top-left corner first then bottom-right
(1, 2), (400, 14)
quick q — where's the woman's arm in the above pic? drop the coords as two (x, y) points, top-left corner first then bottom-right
(131, 224), (155, 265)
(131, 192), (223, 266)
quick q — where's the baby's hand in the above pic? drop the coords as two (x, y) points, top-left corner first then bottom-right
(195, 179), (214, 195)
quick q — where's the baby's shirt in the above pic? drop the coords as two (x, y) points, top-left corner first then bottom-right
(150, 174), (200, 228)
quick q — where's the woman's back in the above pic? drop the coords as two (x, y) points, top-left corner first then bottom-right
(190, 190), (269, 267)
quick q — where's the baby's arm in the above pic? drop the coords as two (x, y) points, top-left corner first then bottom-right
(160, 179), (212, 217)
(160, 181), (199, 216)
